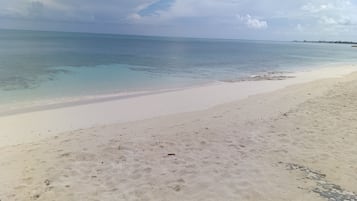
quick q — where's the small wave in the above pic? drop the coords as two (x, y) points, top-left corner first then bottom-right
(221, 71), (295, 82)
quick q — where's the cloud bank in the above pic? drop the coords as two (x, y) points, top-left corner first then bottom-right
(0, 0), (357, 40)
(238, 14), (268, 29)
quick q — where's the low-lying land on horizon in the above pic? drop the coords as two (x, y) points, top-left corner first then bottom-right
(294, 40), (357, 46)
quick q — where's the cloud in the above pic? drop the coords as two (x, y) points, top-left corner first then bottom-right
(128, 0), (245, 23)
(301, 2), (334, 13)
(319, 16), (352, 26)
(299, 0), (356, 28)
(1, 0), (357, 40)
(138, 0), (174, 17)
(301, 0), (351, 13)
(296, 24), (303, 32)
(238, 14), (268, 29)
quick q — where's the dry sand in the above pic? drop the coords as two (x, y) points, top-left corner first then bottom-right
(0, 66), (357, 201)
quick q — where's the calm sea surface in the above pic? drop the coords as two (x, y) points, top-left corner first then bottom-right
(0, 29), (356, 106)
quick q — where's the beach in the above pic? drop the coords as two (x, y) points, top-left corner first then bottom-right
(1, 65), (357, 201)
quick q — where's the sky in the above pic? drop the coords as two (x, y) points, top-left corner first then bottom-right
(1, 0), (357, 41)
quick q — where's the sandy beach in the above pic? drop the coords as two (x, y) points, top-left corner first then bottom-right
(1, 66), (357, 201)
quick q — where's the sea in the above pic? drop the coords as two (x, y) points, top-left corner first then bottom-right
(1, 29), (356, 109)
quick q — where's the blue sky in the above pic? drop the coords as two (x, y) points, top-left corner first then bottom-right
(1, 0), (357, 41)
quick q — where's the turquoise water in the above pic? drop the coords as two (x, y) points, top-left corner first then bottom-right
(1, 29), (356, 105)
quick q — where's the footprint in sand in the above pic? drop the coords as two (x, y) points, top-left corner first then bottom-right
(58, 152), (71, 158)
(22, 177), (33, 185)
(143, 167), (152, 174)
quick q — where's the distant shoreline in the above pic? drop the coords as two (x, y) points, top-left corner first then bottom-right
(294, 40), (357, 45)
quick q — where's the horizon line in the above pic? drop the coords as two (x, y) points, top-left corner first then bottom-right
(0, 27), (289, 43)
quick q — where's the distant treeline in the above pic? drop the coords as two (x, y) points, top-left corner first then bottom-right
(294, 40), (357, 45)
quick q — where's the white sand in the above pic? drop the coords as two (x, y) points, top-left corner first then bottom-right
(0, 65), (357, 201)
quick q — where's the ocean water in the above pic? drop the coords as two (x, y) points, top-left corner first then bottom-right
(1, 29), (356, 107)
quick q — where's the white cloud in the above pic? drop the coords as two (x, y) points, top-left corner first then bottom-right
(301, 2), (333, 13)
(301, 0), (351, 13)
(238, 14), (268, 29)
(319, 16), (352, 25)
(296, 24), (303, 32)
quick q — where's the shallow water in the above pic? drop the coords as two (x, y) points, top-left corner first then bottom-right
(0, 29), (356, 105)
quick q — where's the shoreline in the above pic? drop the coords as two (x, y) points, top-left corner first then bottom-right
(1, 64), (356, 200)
(0, 65), (357, 147)
(1, 64), (356, 116)
(1, 62), (356, 116)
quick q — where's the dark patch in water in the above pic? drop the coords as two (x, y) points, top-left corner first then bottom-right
(0, 69), (71, 91)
